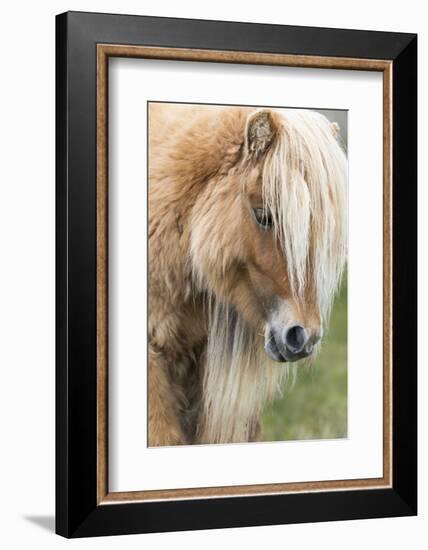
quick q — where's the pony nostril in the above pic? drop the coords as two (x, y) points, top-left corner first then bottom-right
(284, 325), (308, 354)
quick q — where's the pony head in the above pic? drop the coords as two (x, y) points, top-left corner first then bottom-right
(190, 107), (347, 366)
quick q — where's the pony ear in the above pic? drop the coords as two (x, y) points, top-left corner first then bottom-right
(245, 110), (278, 156)
(330, 121), (340, 139)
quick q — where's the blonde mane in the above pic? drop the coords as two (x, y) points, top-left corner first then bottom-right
(198, 109), (347, 444)
(199, 299), (290, 443)
(263, 110), (348, 320)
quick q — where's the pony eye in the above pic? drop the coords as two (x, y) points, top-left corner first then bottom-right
(253, 207), (273, 230)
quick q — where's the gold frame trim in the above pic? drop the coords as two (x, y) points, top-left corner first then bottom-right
(96, 44), (393, 504)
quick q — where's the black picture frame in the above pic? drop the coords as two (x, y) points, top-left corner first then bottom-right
(56, 11), (417, 538)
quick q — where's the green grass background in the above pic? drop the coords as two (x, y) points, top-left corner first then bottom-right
(261, 275), (348, 441)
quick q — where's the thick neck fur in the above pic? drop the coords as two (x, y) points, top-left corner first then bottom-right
(148, 105), (247, 353)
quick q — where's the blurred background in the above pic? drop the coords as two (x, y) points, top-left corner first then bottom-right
(318, 108), (348, 152)
(262, 108), (348, 442)
(262, 275), (348, 441)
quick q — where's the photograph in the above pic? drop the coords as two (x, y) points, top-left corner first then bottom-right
(148, 102), (348, 446)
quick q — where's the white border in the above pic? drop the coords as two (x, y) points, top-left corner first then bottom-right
(108, 58), (383, 493)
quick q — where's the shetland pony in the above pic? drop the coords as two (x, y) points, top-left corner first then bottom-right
(148, 103), (347, 445)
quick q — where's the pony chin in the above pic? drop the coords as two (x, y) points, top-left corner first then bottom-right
(197, 299), (291, 444)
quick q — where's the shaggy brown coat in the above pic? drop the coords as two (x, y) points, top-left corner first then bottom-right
(148, 103), (347, 446)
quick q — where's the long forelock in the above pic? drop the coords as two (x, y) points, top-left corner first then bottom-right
(262, 110), (348, 323)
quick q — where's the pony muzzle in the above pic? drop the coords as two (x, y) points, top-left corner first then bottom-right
(264, 324), (320, 363)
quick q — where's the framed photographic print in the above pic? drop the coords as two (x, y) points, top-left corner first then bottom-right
(56, 11), (417, 538)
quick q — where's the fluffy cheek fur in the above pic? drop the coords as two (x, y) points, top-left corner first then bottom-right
(190, 176), (268, 328)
